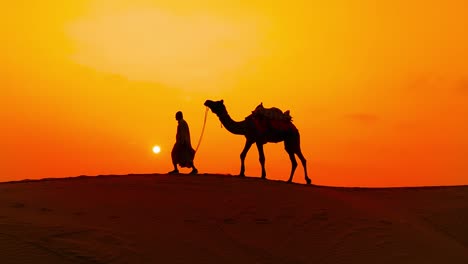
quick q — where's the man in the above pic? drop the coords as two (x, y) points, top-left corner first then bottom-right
(169, 111), (198, 174)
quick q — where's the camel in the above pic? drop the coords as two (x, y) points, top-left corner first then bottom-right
(204, 99), (311, 184)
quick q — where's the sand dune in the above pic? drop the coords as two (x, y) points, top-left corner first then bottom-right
(1, 174), (467, 264)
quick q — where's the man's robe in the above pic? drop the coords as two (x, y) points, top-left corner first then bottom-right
(171, 119), (195, 167)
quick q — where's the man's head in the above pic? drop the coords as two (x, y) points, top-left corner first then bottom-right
(175, 111), (183, 121)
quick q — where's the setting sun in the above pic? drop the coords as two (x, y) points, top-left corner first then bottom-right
(152, 146), (161, 154)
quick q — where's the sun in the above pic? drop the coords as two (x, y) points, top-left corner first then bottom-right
(152, 145), (161, 154)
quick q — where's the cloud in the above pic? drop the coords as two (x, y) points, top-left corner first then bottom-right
(406, 73), (468, 96)
(345, 113), (379, 124)
(67, 7), (266, 91)
(405, 72), (445, 92)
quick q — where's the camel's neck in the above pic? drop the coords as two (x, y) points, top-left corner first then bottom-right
(215, 109), (246, 135)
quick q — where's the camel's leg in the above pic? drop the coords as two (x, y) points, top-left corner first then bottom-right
(239, 140), (253, 177)
(256, 142), (266, 179)
(286, 150), (298, 183)
(296, 150), (310, 184)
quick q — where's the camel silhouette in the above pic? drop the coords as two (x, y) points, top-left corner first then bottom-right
(204, 99), (311, 184)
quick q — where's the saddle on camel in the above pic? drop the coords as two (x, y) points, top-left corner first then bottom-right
(249, 103), (293, 134)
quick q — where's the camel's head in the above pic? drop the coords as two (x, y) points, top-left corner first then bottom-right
(204, 99), (226, 115)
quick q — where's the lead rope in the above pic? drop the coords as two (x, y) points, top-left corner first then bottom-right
(194, 107), (209, 154)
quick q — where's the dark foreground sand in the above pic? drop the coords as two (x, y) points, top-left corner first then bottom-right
(0, 174), (467, 264)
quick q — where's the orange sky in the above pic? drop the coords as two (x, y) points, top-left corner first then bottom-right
(2, 0), (468, 186)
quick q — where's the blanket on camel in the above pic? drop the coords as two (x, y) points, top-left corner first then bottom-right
(247, 103), (294, 134)
(251, 102), (292, 122)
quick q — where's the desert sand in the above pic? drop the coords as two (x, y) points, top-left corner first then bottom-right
(0, 173), (467, 264)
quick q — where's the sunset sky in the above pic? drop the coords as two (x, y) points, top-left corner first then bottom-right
(2, 0), (467, 186)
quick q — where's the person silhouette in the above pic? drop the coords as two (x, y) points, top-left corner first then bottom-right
(169, 111), (198, 174)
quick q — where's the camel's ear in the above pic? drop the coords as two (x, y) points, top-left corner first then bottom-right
(221, 99), (224, 103)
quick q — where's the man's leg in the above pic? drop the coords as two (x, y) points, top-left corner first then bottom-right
(190, 162), (198, 174)
(169, 163), (179, 174)
(169, 147), (179, 174)
(168, 165), (179, 174)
